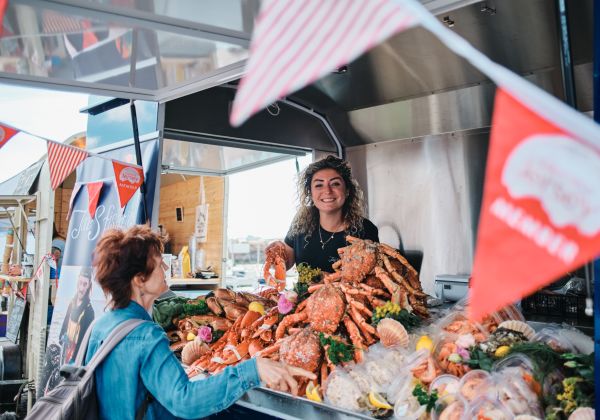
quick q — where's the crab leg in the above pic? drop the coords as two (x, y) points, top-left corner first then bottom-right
(255, 341), (281, 358)
(348, 305), (377, 338)
(374, 266), (401, 304)
(349, 300), (373, 317)
(343, 316), (366, 363)
(275, 311), (308, 339)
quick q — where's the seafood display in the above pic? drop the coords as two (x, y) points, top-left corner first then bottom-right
(156, 237), (594, 419)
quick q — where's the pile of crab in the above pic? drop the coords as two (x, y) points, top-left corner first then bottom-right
(186, 236), (429, 395)
(168, 288), (277, 368)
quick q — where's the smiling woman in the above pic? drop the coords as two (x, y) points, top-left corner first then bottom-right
(266, 156), (379, 273)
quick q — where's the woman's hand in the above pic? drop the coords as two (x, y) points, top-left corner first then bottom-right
(264, 241), (295, 270)
(255, 357), (316, 395)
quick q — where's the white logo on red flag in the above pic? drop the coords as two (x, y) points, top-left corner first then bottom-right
(468, 89), (600, 321)
(47, 141), (89, 190)
(0, 123), (19, 149)
(112, 161), (143, 210)
(86, 181), (103, 218)
(230, 0), (418, 126)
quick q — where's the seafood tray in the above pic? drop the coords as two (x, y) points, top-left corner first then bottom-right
(235, 386), (373, 420)
(521, 291), (586, 319)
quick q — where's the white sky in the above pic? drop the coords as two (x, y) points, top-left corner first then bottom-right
(0, 83), (88, 183)
(227, 155), (311, 240)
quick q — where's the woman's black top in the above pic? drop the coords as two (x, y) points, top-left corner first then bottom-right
(284, 218), (379, 273)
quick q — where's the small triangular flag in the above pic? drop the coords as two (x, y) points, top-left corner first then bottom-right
(112, 161), (144, 210)
(0, 123), (18, 149)
(47, 141), (88, 190)
(86, 181), (103, 218)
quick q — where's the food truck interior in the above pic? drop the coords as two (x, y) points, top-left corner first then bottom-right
(0, 0), (596, 415)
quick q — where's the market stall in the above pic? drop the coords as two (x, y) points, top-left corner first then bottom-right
(0, 0), (597, 418)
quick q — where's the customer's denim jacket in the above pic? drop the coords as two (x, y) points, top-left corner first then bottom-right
(85, 301), (261, 419)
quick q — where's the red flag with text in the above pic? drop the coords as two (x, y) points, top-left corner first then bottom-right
(86, 181), (103, 218)
(0, 123), (18, 149)
(112, 161), (143, 210)
(468, 89), (600, 321)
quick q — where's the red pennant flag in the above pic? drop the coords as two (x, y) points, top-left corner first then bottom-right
(0, 0), (8, 37)
(47, 141), (89, 190)
(112, 161), (143, 210)
(86, 181), (103, 218)
(0, 123), (18, 149)
(468, 89), (600, 321)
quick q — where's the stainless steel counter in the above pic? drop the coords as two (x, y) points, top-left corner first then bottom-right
(235, 387), (373, 420)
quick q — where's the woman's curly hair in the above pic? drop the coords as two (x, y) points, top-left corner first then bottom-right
(93, 225), (164, 309)
(289, 155), (366, 237)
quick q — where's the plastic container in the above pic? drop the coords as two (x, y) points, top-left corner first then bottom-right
(323, 369), (364, 413)
(492, 354), (541, 396)
(495, 374), (543, 418)
(466, 395), (514, 420)
(393, 394), (426, 420)
(432, 332), (472, 378)
(532, 327), (576, 353)
(431, 394), (468, 420)
(459, 369), (494, 402)
(429, 374), (460, 398)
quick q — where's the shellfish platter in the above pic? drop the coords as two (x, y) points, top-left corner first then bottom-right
(158, 237), (595, 419)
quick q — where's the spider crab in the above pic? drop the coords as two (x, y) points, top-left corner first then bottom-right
(255, 283), (375, 388)
(325, 236), (428, 317)
(263, 242), (287, 291)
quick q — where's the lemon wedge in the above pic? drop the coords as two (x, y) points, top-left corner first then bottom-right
(494, 345), (510, 358)
(248, 301), (266, 315)
(368, 392), (392, 410)
(186, 332), (197, 341)
(305, 382), (322, 402)
(416, 335), (434, 352)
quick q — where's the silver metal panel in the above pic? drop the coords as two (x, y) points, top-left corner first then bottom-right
(315, 0), (593, 113)
(237, 387), (372, 420)
(346, 70), (563, 143)
(346, 130), (490, 294)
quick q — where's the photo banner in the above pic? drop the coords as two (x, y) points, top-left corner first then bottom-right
(39, 139), (158, 396)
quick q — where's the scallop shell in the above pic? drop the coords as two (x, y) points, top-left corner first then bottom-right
(498, 320), (535, 340)
(181, 341), (210, 365)
(568, 407), (595, 420)
(377, 318), (409, 348)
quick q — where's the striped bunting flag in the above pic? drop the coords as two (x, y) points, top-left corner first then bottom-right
(230, 0), (418, 126)
(47, 141), (88, 190)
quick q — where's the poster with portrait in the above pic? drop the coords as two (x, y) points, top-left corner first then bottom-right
(39, 140), (158, 396)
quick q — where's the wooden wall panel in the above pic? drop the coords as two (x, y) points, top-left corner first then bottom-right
(53, 187), (72, 239)
(159, 176), (224, 277)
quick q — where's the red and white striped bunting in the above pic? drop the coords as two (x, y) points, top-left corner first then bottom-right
(47, 141), (88, 190)
(230, 0), (418, 126)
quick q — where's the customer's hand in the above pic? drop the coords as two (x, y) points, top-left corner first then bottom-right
(256, 357), (316, 395)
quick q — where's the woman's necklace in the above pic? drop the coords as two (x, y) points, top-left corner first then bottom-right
(318, 225), (338, 250)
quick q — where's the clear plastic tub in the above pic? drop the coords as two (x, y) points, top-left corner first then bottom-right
(466, 395), (514, 420)
(432, 332), (472, 378)
(532, 327), (576, 353)
(495, 374), (543, 418)
(458, 369), (494, 402)
(429, 374), (460, 397)
(431, 394), (468, 420)
(492, 354), (541, 395)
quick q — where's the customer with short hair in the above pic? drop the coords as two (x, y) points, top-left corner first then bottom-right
(87, 225), (314, 419)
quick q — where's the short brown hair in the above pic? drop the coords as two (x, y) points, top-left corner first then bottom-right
(93, 225), (164, 309)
